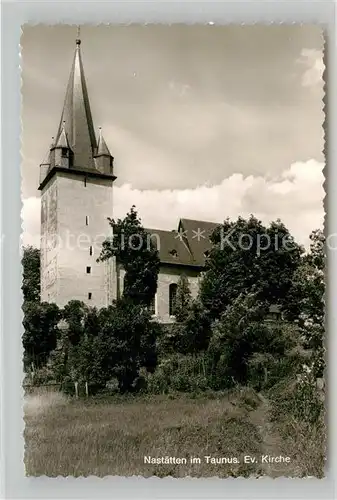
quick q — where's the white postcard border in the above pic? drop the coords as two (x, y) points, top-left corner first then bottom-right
(1, 1), (335, 498)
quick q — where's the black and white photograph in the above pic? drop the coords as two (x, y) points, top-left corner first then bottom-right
(21, 24), (325, 478)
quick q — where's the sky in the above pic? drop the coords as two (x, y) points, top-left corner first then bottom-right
(21, 24), (324, 249)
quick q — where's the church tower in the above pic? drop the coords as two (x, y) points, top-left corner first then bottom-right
(38, 33), (116, 308)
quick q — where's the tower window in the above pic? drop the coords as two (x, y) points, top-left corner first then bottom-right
(85, 216), (89, 225)
(88, 292), (92, 300)
(86, 266), (91, 274)
(89, 246), (93, 256)
(169, 283), (178, 316)
(61, 148), (68, 157)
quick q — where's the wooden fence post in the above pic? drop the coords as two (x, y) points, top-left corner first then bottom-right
(264, 366), (268, 385)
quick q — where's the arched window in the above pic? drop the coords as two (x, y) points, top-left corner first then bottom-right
(169, 283), (178, 316)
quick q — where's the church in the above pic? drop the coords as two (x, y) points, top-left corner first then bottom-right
(38, 35), (219, 323)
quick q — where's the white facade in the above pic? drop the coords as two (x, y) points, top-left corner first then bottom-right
(40, 171), (114, 308)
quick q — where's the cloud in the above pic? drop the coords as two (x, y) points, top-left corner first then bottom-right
(297, 49), (324, 88)
(21, 196), (40, 248)
(22, 159), (324, 250)
(21, 26), (324, 199)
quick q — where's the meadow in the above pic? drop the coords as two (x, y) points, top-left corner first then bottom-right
(24, 387), (324, 478)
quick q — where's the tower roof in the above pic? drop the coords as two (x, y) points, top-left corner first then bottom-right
(39, 32), (117, 191)
(97, 127), (111, 156)
(54, 36), (97, 169)
(55, 122), (70, 148)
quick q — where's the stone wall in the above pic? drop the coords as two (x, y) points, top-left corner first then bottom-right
(117, 264), (201, 323)
(155, 265), (200, 322)
(40, 171), (114, 308)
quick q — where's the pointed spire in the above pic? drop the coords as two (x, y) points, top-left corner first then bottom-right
(97, 127), (111, 156)
(76, 25), (81, 45)
(54, 31), (97, 169)
(94, 127), (114, 175)
(39, 32), (117, 191)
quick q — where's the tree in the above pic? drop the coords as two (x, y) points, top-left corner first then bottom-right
(285, 229), (325, 377)
(207, 293), (298, 387)
(62, 300), (89, 346)
(48, 304), (102, 391)
(99, 206), (160, 307)
(22, 301), (60, 369)
(174, 274), (192, 322)
(55, 299), (160, 394)
(21, 246), (40, 303)
(285, 229), (325, 324)
(89, 299), (159, 392)
(173, 300), (212, 355)
(83, 306), (100, 338)
(200, 216), (303, 319)
(66, 335), (106, 392)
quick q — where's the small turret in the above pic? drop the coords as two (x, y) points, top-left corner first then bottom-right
(51, 121), (72, 168)
(94, 127), (114, 175)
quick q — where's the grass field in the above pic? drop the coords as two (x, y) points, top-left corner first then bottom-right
(24, 389), (323, 478)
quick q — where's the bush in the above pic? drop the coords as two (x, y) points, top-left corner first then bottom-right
(206, 294), (301, 389)
(247, 347), (304, 391)
(267, 363), (325, 477)
(171, 300), (212, 355)
(27, 365), (55, 386)
(146, 354), (210, 394)
(269, 364), (324, 426)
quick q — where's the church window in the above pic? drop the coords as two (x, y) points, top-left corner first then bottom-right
(88, 292), (92, 300)
(84, 177), (87, 187)
(85, 216), (89, 225)
(61, 147), (68, 157)
(86, 266), (91, 274)
(89, 246), (93, 256)
(169, 283), (178, 316)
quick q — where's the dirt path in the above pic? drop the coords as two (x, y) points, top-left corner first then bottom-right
(249, 393), (294, 477)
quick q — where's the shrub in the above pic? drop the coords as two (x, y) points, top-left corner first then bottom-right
(171, 300), (212, 355)
(247, 347), (304, 391)
(146, 354), (210, 394)
(206, 294), (300, 388)
(269, 364), (324, 426)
